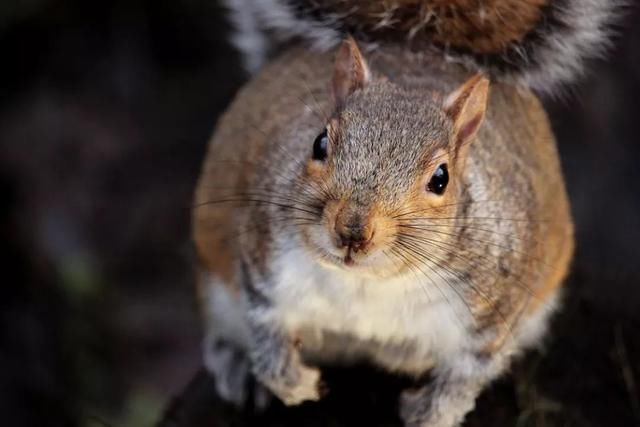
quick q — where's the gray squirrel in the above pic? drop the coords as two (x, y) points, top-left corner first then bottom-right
(192, 1), (615, 426)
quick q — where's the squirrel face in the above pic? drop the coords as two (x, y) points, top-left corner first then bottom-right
(297, 38), (489, 277)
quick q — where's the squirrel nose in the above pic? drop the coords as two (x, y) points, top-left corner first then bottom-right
(335, 217), (374, 253)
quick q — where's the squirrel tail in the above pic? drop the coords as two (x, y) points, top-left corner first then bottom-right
(222, 0), (621, 94)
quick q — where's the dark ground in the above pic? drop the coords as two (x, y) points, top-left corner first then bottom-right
(1, 1), (639, 426)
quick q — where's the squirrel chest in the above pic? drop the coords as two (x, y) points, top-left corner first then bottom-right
(265, 243), (474, 374)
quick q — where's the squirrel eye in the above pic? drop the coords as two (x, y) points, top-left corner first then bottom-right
(312, 129), (329, 161)
(427, 164), (449, 195)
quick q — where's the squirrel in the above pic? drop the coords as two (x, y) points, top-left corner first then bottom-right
(192, 1), (614, 426)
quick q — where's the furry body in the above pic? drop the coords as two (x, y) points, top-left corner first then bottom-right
(193, 44), (573, 426)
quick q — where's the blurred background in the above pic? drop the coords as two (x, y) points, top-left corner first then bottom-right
(1, 1), (639, 426)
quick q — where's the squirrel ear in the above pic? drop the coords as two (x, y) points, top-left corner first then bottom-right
(333, 36), (371, 108)
(443, 74), (489, 150)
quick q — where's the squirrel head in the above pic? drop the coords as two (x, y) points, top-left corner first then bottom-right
(298, 38), (489, 276)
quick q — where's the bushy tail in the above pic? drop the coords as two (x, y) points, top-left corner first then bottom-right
(222, 0), (619, 94)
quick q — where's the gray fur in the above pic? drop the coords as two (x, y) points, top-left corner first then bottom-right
(247, 304), (323, 405)
(331, 84), (451, 208)
(400, 352), (510, 426)
(219, 0), (619, 94)
(193, 42), (574, 426)
(203, 336), (252, 404)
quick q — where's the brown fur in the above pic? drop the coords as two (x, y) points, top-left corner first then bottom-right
(192, 39), (574, 425)
(306, 0), (548, 54)
(193, 39), (573, 337)
(229, 0), (616, 93)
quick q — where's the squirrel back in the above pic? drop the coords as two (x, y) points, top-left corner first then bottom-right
(223, 0), (618, 93)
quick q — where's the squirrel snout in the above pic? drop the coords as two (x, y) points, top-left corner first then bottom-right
(334, 212), (375, 253)
(336, 228), (374, 253)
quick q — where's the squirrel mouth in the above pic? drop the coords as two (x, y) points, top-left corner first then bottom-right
(343, 247), (355, 266)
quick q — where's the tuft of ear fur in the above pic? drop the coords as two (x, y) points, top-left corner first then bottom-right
(444, 74), (489, 153)
(221, 0), (620, 95)
(332, 37), (371, 108)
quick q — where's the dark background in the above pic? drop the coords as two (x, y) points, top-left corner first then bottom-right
(1, 1), (639, 426)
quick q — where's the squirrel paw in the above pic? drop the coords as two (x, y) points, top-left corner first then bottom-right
(273, 364), (322, 406)
(254, 355), (323, 406)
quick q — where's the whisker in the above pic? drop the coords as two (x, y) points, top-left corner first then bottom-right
(393, 239), (474, 327)
(299, 77), (330, 123)
(391, 246), (438, 305)
(396, 221), (546, 247)
(202, 214), (320, 247)
(193, 197), (321, 217)
(396, 223), (554, 272)
(405, 216), (553, 224)
(395, 230), (542, 301)
(395, 233), (516, 333)
(195, 187), (324, 209)
(391, 199), (505, 219)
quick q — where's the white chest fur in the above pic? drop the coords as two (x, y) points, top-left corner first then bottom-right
(267, 246), (475, 374)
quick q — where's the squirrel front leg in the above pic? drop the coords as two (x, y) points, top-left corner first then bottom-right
(246, 304), (323, 406)
(400, 351), (509, 427)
